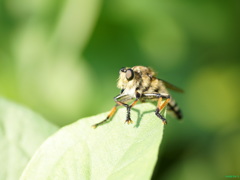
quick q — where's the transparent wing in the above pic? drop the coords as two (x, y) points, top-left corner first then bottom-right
(159, 79), (184, 93)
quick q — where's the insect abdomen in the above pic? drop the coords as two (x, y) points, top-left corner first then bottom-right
(167, 99), (182, 119)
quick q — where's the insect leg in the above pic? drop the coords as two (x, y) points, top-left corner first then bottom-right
(92, 105), (118, 128)
(142, 93), (170, 124)
(125, 98), (139, 124)
(114, 94), (139, 124)
(114, 101), (132, 124)
(92, 94), (132, 128)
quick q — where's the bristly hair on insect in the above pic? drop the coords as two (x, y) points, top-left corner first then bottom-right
(92, 66), (183, 128)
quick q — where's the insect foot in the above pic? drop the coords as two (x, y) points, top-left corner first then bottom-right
(125, 119), (133, 124)
(162, 120), (167, 125)
(92, 124), (98, 129)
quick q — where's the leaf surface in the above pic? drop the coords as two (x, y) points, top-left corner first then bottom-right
(0, 98), (58, 180)
(20, 103), (166, 180)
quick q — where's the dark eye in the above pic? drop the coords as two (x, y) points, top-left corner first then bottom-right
(126, 69), (134, 81)
(119, 67), (126, 73)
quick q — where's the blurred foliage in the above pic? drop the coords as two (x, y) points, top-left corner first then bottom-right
(0, 98), (58, 180)
(0, 0), (240, 179)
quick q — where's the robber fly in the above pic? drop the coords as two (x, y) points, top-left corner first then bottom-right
(92, 66), (183, 128)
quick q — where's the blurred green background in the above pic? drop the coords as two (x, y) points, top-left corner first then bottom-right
(0, 0), (239, 179)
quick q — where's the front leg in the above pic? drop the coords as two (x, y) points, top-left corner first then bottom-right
(92, 105), (118, 128)
(114, 94), (139, 125)
(92, 94), (132, 128)
(142, 93), (170, 124)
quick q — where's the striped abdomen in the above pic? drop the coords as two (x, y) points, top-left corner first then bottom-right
(167, 99), (183, 119)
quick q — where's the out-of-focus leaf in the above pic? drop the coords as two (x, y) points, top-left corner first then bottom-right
(2, 0), (102, 126)
(0, 98), (58, 180)
(20, 103), (166, 180)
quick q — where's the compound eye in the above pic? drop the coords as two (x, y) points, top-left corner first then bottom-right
(126, 69), (134, 81)
(119, 67), (126, 73)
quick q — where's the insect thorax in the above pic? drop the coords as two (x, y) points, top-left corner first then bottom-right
(117, 66), (168, 98)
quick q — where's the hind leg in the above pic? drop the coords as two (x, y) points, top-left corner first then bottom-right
(142, 93), (170, 124)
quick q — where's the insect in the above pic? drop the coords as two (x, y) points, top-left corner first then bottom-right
(92, 66), (183, 128)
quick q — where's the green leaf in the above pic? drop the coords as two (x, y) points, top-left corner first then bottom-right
(20, 103), (166, 180)
(0, 98), (58, 180)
